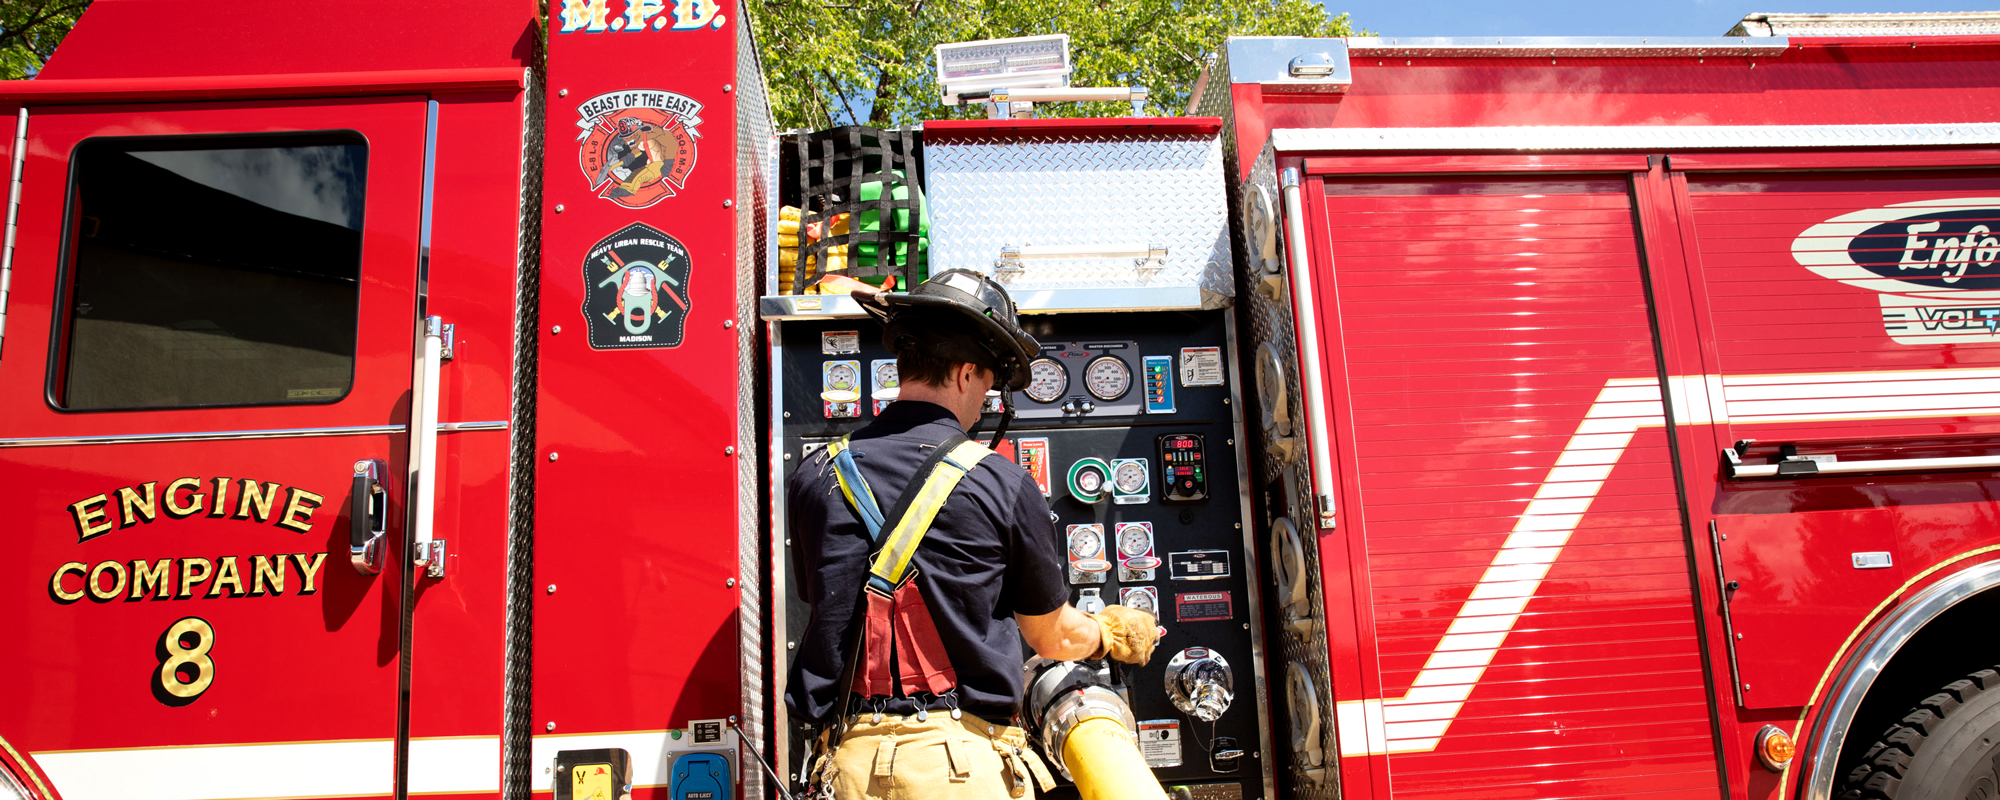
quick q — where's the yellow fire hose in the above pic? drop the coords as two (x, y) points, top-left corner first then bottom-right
(1062, 715), (1169, 800)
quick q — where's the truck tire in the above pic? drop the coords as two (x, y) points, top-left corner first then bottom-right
(1842, 668), (2000, 800)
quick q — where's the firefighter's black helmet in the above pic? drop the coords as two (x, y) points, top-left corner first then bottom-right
(855, 269), (1039, 391)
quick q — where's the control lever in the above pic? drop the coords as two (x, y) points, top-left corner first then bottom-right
(350, 459), (388, 575)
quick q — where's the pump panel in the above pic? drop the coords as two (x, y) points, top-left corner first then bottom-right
(771, 310), (1268, 796)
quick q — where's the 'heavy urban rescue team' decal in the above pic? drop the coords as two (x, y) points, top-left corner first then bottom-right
(582, 222), (694, 349)
(576, 89), (702, 209)
(1793, 197), (2000, 344)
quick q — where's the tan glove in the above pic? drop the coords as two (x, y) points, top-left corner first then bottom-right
(1090, 605), (1160, 665)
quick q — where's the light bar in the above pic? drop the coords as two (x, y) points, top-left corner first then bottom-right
(937, 34), (1071, 104)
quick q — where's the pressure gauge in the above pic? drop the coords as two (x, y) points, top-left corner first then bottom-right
(1121, 587), (1158, 616)
(1024, 358), (1068, 403)
(826, 362), (858, 391)
(1067, 457), (1112, 503)
(1085, 356), (1131, 401)
(873, 361), (900, 389)
(1118, 524), (1153, 558)
(1114, 460), (1148, 495)
(1069, 527), (1104, 559)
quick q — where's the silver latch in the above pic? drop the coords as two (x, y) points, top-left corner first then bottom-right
(995, 245), (1024, 278)
(1288, 53), (1339, 79)
(1135, 243), (1168, 277)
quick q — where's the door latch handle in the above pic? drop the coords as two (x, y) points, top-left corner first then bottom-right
(351, 459), (388, 575)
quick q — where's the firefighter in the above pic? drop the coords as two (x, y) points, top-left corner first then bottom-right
(787, 269), (1161, 800)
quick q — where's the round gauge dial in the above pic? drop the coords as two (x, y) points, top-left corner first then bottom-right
(1119, 526), (1152, 557)
(1070, 528), (1104, 559)
(826, 363), (857, 391)
(873, 362), (900, 389)
(1085, 356), (1131, 401)
(1024, 358), (1068, 403)
(1114, 461), (1148, 494)
(1075, 469), (1103, 495)
(1124, 590), (1156, 615)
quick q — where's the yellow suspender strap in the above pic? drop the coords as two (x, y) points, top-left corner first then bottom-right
(867, 439), (994, 589)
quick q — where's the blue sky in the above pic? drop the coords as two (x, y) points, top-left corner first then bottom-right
(1325, 0), (1996, 36)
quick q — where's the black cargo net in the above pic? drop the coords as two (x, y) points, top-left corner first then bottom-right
(791, 126), (925, 291)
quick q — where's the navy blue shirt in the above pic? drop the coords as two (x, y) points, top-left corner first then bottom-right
(785, 401), (1067, 724)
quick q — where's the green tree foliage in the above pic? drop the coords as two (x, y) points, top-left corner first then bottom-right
(1, 0), (90, 79)
(750, 0), (1356, 129)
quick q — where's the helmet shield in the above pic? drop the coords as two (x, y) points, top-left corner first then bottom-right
(855, 269), (1039, 391)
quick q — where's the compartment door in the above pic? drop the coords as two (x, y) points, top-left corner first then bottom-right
(0, 98), (427, 799)
(1305, 169), (1720, 799)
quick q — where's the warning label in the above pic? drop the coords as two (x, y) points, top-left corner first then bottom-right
(1179, 346), (1224, 387)
(1138, 720), (1182, 768)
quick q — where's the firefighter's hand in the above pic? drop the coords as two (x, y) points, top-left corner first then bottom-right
(1090, 605), (1160, 665)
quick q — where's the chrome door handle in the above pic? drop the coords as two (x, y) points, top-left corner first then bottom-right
(407, 315), (452, 578)
(351, 459), (388, 575)
(1280, 167), (1338, 529)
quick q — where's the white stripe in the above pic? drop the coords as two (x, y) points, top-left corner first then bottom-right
(1338, 365), (2000, 758)
(35, 738), (499, 800)
(35, 727), (736, 800)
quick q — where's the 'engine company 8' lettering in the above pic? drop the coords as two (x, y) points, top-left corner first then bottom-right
(50, 553), (328, 604)
(66, 477), (326, 543)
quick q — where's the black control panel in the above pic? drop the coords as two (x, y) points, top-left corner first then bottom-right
(773, 310), (1263, 797)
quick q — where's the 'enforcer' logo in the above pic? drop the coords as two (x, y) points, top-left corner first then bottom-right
(1791, 198), (2000, 343)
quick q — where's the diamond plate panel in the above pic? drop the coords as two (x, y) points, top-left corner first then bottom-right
(1238, 142), (1338, 800)
(734, 6), (774, 797)
(924, 133), (1233, 305)
(502, 65), (545, 800)
(1732, 11), (2000, 36)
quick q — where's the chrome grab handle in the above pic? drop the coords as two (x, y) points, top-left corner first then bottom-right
(1279, 167), (1338, 529)
(407, 315), (452, 578)
(350, 459), (388, 575)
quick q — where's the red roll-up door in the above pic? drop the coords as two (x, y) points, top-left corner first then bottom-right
(1309, 171), (1720, 799)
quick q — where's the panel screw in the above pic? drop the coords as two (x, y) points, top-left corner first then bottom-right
(783, 453), (792, 461)
(559, 89), (568, 97)
(1227, 439), (1235, 446)
(1223, 398), (1230, 405)
(1234, 523), (1242, 529)
(726, 578), (737, 587)
(723, 320), (736, 329)
(552, 325), (562, 334)
(547, 721), (557, 731)
(547, 584), (557, 594)
(548, 452), (559, 461)
(783, 411), (791, 418)
(787, 641), (796, 650)
(724, 83), (734, 92)
(555, 204), (565, 213)
(1744, 684), (1752, 691)
(725, 446), (736, 455)
(723, 199), (734, 208)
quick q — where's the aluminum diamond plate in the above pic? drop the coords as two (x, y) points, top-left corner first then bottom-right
(1271, 123), (2000, 153)
(924, 133), (1234, 307)
(1731, 11), (2000, 37)
(734, 7), (774, 796)
(1237, 141), (1338, 800)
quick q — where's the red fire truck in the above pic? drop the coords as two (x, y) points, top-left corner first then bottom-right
(7, 5), (2000, 800)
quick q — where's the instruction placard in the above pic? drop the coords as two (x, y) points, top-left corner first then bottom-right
(1179, 346), (1224, 387)
(1138, 720), (1182, 768)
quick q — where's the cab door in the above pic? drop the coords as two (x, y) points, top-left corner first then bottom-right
(0, 97), (427, 799)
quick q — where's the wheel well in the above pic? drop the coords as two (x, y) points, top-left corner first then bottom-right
(1834, 585), (2000, 780)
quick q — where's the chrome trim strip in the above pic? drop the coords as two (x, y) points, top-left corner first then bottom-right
(1279, 167), (1338, 529)
(1272, 123), (2000, 153)
(395, 96), (444, 800)
(1730, 453), (2000, 479)
(1805, 559), (2000, 800)
(0, 421), (508, 448)
(1344, 35), (1788, 57)
(758, 286), (1226, 320)
(1, 107), (25, 352)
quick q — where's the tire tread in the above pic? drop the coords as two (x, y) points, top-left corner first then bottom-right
(1843, 666), (1997, 800)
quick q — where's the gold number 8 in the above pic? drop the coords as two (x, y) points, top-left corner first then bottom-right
(156, 617), (215, 704)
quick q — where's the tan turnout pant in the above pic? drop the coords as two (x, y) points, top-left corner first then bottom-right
(821, 712), (1055, 800)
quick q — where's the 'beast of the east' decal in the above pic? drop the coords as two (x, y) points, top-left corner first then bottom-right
(582, 223), (692, 350)
(1792, 198), (2000, 344)
(577, 90), (702, 209)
